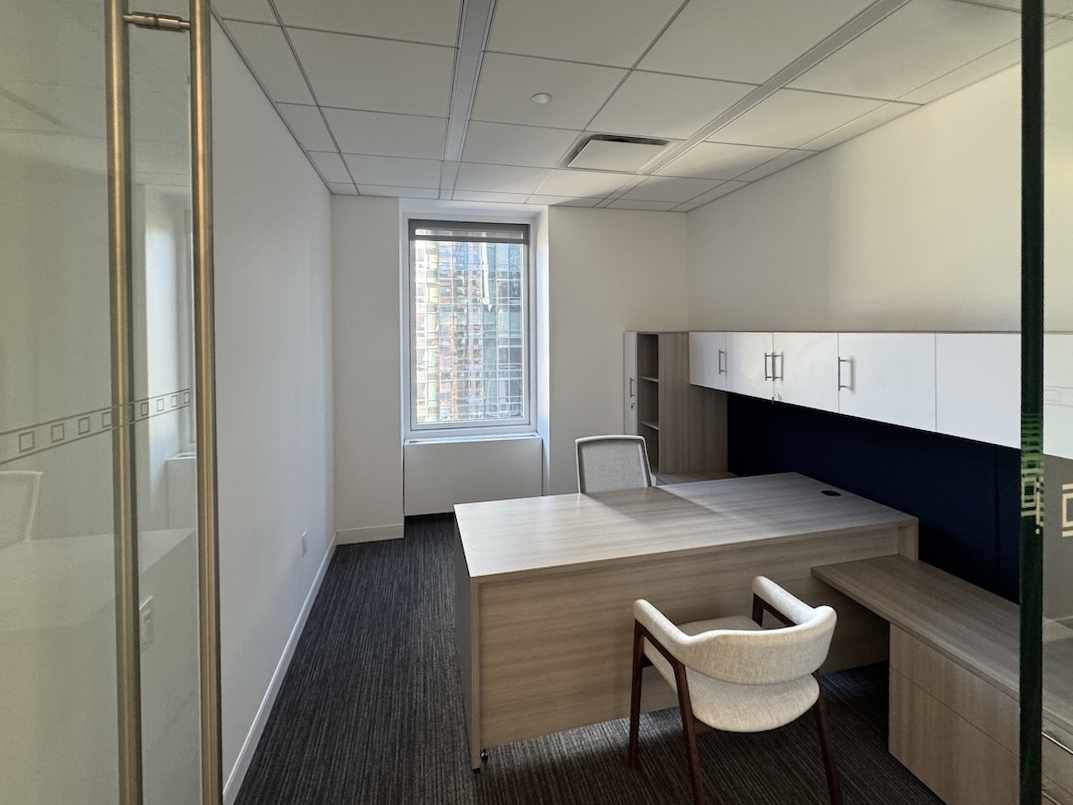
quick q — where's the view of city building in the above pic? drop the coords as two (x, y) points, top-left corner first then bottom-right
(411, 233), (527, 427)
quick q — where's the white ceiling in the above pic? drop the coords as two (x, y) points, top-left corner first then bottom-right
(211, 0), (1073, 212)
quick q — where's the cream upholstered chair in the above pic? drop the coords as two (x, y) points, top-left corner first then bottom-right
(575, 435), (653, 494)
(628, 577), (841, 805)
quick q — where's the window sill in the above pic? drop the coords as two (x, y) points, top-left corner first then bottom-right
(404, 432), (541, 446)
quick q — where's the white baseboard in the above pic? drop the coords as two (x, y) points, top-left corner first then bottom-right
(335, 522), (404, 544)
(223, 542), (336, 805)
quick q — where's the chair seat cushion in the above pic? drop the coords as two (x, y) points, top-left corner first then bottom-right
(643, 615), (820, 732)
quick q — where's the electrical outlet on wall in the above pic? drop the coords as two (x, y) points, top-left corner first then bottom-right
(139, 596), (155, 651)
(300, 530), (308, 557)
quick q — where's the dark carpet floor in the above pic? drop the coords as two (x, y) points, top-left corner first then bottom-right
(236, 515), (942, 805)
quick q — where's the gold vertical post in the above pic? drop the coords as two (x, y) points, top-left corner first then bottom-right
(189, 1), (224, 802)
(105, 1), (143, 804)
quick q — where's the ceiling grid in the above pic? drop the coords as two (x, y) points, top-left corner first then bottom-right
(209, 0), (1073, 212)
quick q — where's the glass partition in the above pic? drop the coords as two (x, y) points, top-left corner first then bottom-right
(1040, 2), (1073, 800)
(0, 2), (210, 802)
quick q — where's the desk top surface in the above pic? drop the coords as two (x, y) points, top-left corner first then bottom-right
(455, 472), (915, 581)
(813, 554), (1073, 736)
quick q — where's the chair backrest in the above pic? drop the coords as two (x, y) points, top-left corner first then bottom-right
(635, 576), (836, 685)
(697, 577), (835, 684)
(575, 435), (653, 494)
(0, 471), (43, 548)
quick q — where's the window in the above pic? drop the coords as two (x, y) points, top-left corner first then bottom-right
(407, 219), (532, 435)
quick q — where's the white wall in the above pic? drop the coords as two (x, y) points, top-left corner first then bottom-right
(403, 436), (542, 515)
(329, 202), (686, 508)
(331, 195), (404, 542)
(211, 19), (334, 799)
(546, 207), (689, 494)
(686, 40), (1073, 333)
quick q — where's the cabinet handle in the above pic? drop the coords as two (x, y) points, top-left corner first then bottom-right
(763, 352), (772, 381)
(837, 357), (854, 391)
(629, 377), (636, 397)
(717, 349), (726, 375)
(773, 352), (784, 381)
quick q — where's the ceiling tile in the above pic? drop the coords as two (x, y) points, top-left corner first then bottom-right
(801, 101), (917, 150)
(534, 169), (632, 197)
(711, 88), (882, 148)
(608, 199), (679, 211)
(452, 190), (533, 202)
(462, 121), (579, 167)
(790, 0), (1021, 100)
(226, 21), (313, 103)
(471, 53), (625, 129)
(358, 184), (439, 198)
(455, 163), (548, 193)
(343, 155), (442, 188)
(901, 17), (1073, 103)
(308, 151), (350, 182)
(288, 28), (454, 115)
(677, 180), (748, 209)
(327, 182), (358, 195)
(213, 0), (275, 22)
(274, 0), (461, 45)
(488, 0), (682, 67)
(277, 103), (334, 150)
(622, 175), (719, 202)
(528, 195), (601, 207)
(735, 149), (814, 181)
(324, 108), (446, 158)
(641, 0), (872, 83)
(658, 141), (788, 179)
(589, 72), (752, 140)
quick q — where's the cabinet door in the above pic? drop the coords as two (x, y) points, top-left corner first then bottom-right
(727, 332), (773, 400)
(772, 332), (838, 412)
(837, 333), (936, 431)
(936, 333), (1019, 448)
(624, 331), (638, 433)
(689, 332), (727, 390)
(1045, 333), (1073, 459)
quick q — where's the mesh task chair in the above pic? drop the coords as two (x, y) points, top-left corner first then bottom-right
(575, 435), (653, 494)
(628, 576), (841, 805)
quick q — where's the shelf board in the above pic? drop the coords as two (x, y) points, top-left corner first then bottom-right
(639, 376), (659, 384)
(640, 420), (660, 432)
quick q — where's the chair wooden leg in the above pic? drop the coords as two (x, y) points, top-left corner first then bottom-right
(673, 661), (704, 805)
(814, 691), (843, 805)
(627, 621), (644, 769)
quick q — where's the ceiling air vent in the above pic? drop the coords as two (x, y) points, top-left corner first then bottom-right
(565, 134), (670, 172)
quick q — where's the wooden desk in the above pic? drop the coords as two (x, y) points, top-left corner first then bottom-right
(814, 555), (1073, 805)
(454, 473), (918, 769)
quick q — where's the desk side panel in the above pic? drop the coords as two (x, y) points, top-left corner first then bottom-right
(454, 520), (482, 769)
(477, 527), (897, 748)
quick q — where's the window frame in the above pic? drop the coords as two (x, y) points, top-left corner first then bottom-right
(401, 210), (538, 442)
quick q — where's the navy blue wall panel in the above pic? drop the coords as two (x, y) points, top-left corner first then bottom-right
(726, 394), (1020, 602)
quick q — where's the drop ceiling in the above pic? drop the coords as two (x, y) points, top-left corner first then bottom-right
(209, 0), (1073, 212)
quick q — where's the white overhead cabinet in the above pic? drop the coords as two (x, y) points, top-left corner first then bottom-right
(772, 332), (838, 412)
(936, 333), (1019, 449)
(1045, 333), (1073, 460)
(836, 333), (936, 432)
(688, 331), (727, 391)
(727, 331), (774, 400)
